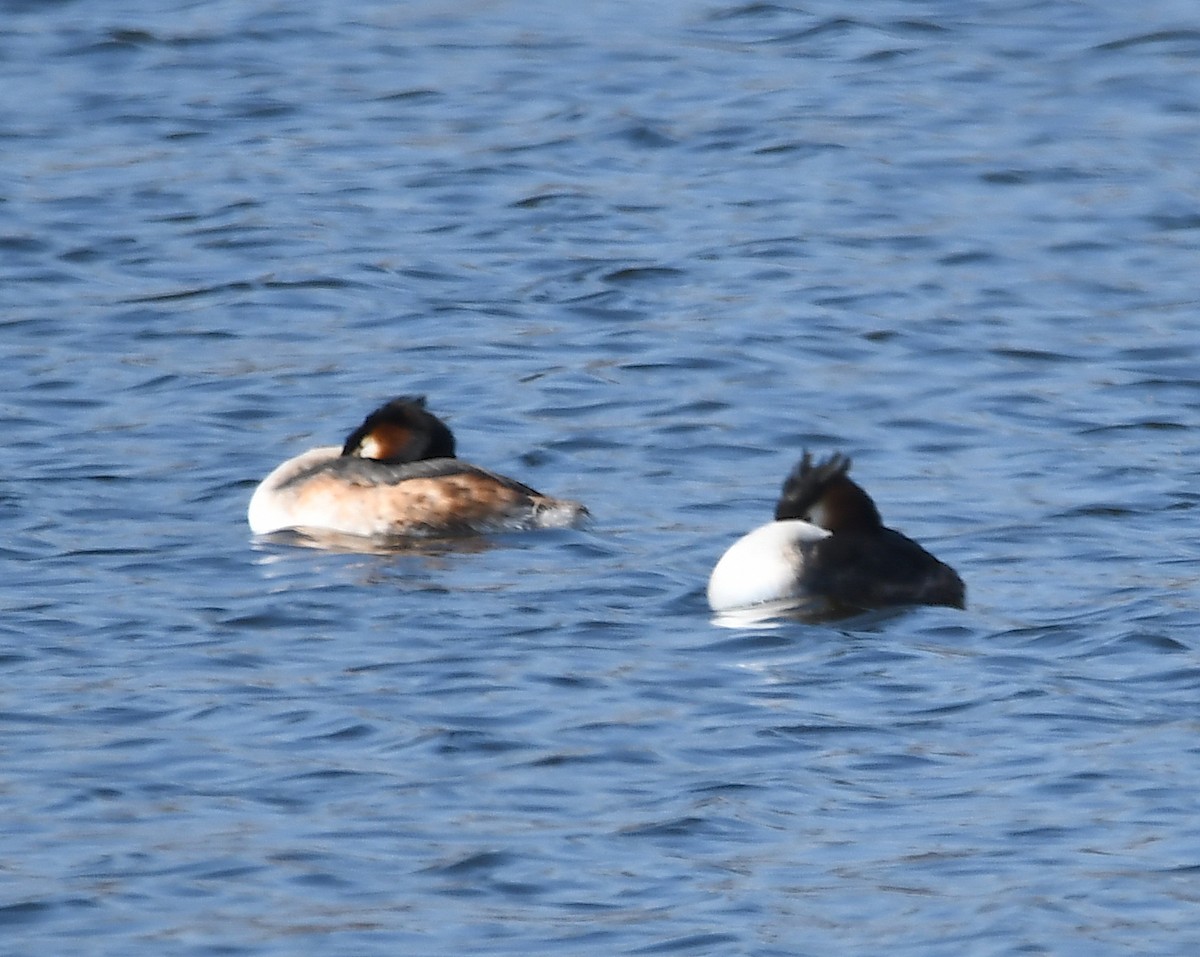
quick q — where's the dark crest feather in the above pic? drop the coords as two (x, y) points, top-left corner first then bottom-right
(340, 395), (456, 461)
(774, 451), (853, 521)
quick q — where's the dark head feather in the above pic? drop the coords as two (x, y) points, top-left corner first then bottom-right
(774, 451), (882, 531)
(341, 395), (457, 462)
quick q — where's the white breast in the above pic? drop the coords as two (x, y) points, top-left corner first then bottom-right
(706, 520), (831, 612)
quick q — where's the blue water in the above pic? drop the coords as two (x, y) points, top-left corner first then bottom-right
(4, 1), (1200, 954)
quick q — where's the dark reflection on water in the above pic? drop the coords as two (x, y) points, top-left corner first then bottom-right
(4, 0), (1200, 954)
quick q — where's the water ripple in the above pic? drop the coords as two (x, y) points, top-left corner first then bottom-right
(3, 1), (1200, 955)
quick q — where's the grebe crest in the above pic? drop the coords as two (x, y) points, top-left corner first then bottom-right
(774, 451), (882, 532)
(340, 395), (456, 463)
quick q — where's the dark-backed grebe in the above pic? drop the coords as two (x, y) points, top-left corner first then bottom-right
(248, 396), (588, 539)
(707, 452), (964, 615)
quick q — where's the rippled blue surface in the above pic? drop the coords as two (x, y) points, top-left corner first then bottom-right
(4, 1), (1200, 954)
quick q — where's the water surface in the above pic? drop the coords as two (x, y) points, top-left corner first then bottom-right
(3, 1), (1200, 954)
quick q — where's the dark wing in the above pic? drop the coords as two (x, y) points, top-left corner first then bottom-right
(802, 528), (965, 610)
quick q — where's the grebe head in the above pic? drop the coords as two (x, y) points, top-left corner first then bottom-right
(773, 452), (883, 533)
(340, 396), (457, 463)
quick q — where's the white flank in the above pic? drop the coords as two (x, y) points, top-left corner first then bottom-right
(706, 520), (830, 612)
